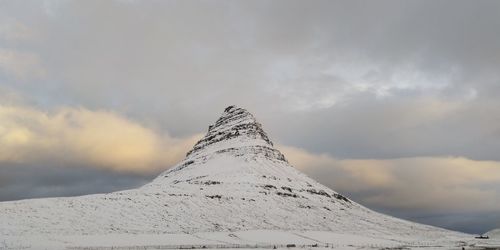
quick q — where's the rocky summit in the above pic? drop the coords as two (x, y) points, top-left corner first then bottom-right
(185, 105), (284, 162)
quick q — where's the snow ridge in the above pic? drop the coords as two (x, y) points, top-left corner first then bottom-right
(487, 228), (500, 239)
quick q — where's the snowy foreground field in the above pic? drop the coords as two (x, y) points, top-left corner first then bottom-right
(2, 230), (499, 250)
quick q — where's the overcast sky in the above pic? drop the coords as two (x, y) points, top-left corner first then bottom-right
(0, 0), (499, 234)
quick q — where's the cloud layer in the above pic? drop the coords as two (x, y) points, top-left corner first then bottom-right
(0, 104), (200, 173)
(0, 0), (499, 233)
(280, 146), (500, 232)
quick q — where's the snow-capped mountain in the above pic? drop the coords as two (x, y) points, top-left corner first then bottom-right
(0, 106), (469, 246)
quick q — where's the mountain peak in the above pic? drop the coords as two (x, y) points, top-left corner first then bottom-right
(185, 105), (281, 161)
(0, 104), (468, 247)
(212, 105), (261, 135)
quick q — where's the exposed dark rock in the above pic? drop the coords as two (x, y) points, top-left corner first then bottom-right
(206, 195), (222, 199)
(333, 193), (350, 203)
(169, 160), (195, 173)
(306, 189), (331, 198)
(202, 181), (221, 185)
(276, 192), (298, 198)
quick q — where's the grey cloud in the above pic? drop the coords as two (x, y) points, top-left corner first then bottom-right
(282, 147), (500, 234)
(0, 162), (153, 202)
(378, 210), (500, 235)
(271, 95), (500, 161)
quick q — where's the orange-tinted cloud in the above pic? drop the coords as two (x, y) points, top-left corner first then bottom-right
(0, 105), (201, 173)
(279, 145), (500, 213)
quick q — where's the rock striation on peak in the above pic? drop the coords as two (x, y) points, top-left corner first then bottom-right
(185, 106), (285, 162)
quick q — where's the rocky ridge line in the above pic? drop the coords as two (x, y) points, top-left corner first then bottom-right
(185, 106), (286, 163)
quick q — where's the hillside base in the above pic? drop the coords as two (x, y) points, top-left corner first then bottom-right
(2, 230), (498, 250)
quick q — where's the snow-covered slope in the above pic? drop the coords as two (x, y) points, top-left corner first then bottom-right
(0, 106), (468, 245)
(487, 228), (500, 239)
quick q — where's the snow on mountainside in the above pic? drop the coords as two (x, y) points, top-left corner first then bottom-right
(487, 228), (500, 239)
(0, 106), (473, 248)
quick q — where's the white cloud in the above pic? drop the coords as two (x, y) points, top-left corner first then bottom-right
(266, 57), (461, 111)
